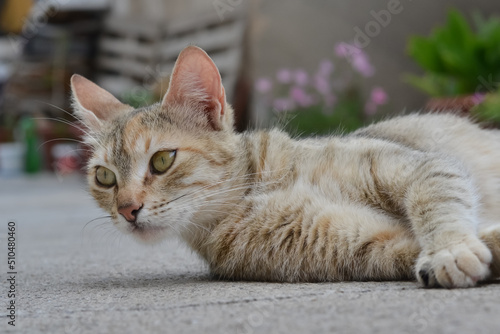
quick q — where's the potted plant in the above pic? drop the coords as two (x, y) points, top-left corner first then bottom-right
(254, 42), (388, 136)
(471, 87), (500, 126)
(406, 9), (500, 112)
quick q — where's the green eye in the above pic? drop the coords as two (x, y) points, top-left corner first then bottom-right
(151, 150), (176, 174)
(95, 166), (116, 187)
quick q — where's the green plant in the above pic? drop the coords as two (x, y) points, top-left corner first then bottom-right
(406, 9), (500, 97)
(472, 89), (500, 124)
(121, 88), (157, 108)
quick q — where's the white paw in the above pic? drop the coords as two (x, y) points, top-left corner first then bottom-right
(416, 236), (492, 288)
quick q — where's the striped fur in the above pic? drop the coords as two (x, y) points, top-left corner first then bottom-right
(71, 47), (500, 288)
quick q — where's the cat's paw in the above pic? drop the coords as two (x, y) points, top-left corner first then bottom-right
(416, 236), (492, 288)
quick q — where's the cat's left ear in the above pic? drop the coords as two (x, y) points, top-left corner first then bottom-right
(162, 46), (226, 131)
(70, 74), (133, 131)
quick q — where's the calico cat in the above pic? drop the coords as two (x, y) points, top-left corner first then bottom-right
(71, 46), (500, 288)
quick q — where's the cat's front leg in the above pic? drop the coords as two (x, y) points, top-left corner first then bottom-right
(403, 156), (491, 288)
(370, 148), (492, 288)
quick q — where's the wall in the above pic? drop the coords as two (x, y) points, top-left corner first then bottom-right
(107, 0), (500, 117)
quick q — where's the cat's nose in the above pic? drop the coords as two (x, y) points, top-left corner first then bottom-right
(118, 203), (143, 223)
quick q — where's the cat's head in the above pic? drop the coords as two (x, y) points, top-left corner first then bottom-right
(71, 46), (240, 243)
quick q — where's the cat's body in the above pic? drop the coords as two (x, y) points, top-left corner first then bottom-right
(71, 46), (500, 288)
(196, 113), (500, 284)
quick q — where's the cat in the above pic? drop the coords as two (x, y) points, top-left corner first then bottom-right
(71, 45), (500, 288)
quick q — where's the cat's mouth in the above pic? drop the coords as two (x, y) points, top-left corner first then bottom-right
(129, 223), (167, 243)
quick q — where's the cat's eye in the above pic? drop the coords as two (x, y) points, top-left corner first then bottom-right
(95, 166), (116, 187)
(151, 150), (176, 174)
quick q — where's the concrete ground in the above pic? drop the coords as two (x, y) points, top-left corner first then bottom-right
(1, 174), (499, 334)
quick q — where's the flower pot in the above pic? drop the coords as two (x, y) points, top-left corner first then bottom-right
(425, 95), (482, 115)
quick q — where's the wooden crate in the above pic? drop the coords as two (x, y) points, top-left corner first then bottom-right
(94, 10), (251, 129)
(161, 10), (247, 102)
(96, 16), (164, 97)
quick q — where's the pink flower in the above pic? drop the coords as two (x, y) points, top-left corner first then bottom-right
(273, 98), (295, 112)
(277, 69), (293, 84)
(334, 43), (350, 58)
(352, 53), (374, 77)
(294, 69), (309, 86)
(318, 60), (334, 77)
(370, 87), (388, 105)
(472, 92), (486, 105)
(335, 42), (374, 77)
(255, 78), (273, 94)
(336, 42), (365, 59)
(365, 87), (387, 116)
(290, 86), (314, 107)
(335, 42), (362, 58)
(313, 75), (330, 95)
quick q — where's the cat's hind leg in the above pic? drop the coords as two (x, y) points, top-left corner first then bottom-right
(209, 195), (422, 283)
(363, 144), (493, 288)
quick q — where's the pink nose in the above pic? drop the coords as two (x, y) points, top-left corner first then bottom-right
(118, 203), (143, 223)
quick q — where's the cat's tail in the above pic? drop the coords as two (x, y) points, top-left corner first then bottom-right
(479, 225), (500, 279)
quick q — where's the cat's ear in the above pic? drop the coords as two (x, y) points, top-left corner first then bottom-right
(162, 46), (226, 130)
(70, 74), (133, 131)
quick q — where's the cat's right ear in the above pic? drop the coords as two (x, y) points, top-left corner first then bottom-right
(70, 74), (133, 131)
(161, 46), (227, 131)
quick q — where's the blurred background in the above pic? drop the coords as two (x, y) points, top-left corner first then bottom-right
(1, 0), (500, 178)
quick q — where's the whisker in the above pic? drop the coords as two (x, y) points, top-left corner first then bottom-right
(172, 197), (250, 212)
(32, 116), (104, 151)
(35, 101), (100, 141)
(175, 174), (282, 201)
(192, 208), (242, 217)
(35, 101), (78, 120)
(167, 167), (289, 203)
(82, 215), (112, 231)
(37, 137), (87, 151)
(173, 179), (281, 207)
(179, 215), (212, 235)
(32, 116), (82, 131)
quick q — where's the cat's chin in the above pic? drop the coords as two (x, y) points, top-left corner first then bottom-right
(130, 226), (167, 244)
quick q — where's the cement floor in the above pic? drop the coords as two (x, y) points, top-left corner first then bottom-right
(1, 174), (499, 333)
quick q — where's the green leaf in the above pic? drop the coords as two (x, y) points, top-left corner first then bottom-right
(437, 10), (478, 76)
(407, 36), (444, 72)
(278, 97), (367, 136)
(404, 73), (463, 97)
(404, 74), (439, 97)
(472, 89), (500, 123)
(406, 8), (500, 96)
(446, 9), (475, 44)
